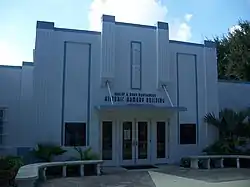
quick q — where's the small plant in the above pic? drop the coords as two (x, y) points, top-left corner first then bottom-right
(74, 147), (99, 160)
(31, 143), (67, 162)
(0, 156), (24, 186)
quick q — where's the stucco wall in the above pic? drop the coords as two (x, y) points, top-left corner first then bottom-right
(19, 63), (34, 146)
(0, 16), (220, 164)
(29, 17), (219, 164)
(34, 22), (101, 147)
(166, 41), (218, 162)
(0, 66), (21, 155)
(218, 80), (250, 111)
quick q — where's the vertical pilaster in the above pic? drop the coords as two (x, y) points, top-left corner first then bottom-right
(204, 40), (219, 144)
(100, 15), (116, 87)
(156, 22), (170, 89)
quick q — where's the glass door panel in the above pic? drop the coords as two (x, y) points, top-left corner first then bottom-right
(122, 122), (133, 160)
(136, 121), (150, 165)
(102, 121), (113, 160)
(157, 122), (166, 158)
(138, 122), (148, 159)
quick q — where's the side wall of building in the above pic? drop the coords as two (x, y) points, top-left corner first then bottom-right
(218, 80), (250, 111)
(0, 63), (34, 155)
(0, 66), (21, 152)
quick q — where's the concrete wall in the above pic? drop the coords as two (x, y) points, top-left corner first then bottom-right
(0, 66), (21, 147)
(19, 62), (34, 146)
(34, 21), (101, 147)
(0, 66), (21, 155)
(0, 15), (220, 163)
(0, 63), (34, 155)
(166, 40), (218, 161)
(218, 80), (250, 111)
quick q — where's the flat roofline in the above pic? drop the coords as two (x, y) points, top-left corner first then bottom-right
(36, 19), (215, 48)
(54, 27), (101, 35)
(169, 40), (204, 47)
(0, 65), (22, 69)
(22, 61), (34, 66)
(37, 21), (101, 35)
(115, 22), (156, 30)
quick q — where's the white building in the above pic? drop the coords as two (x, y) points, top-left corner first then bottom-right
(0, 15), (249, 166)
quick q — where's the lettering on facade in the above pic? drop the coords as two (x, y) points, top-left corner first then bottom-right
(104, 92), (165, 104)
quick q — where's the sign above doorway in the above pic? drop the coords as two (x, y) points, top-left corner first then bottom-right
(104, 92), (165, 104)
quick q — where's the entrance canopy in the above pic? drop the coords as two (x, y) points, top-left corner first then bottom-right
(95, 104), (187, 112)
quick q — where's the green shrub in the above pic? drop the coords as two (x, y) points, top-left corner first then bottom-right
(74, 147), (99, 160)
(0, 156), (24, 186)
(202, 137), (247, 155)
(31, 143), (67, 162)
(0, 156), (23, 170)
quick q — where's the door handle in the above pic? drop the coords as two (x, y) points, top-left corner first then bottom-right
(132, 140), (138, 146)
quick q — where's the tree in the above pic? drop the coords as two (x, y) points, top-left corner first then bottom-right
(216, 20), (250, 81)
(204, 108), (250, 139)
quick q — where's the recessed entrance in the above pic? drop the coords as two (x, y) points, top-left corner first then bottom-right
(121, 120), (151, 165)
(100, 117), (169, 166)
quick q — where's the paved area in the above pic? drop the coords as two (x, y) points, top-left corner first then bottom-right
(39, 166), (250, 187)
(39, 170), (155, 187)
(154, 165), (250, 182)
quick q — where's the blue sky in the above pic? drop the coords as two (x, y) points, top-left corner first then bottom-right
(0, 0), (249, 66)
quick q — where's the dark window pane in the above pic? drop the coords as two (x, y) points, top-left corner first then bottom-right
(64, 123), (86, 146)
(0, 119), (3, 145)
(0, 110), (4, 119)
(157, 122), (166, 158)
(138, 122), (148, 159)
(123, 122), (132, 160)
(180, 123), (196, 144)
(102, 121), (112, 160)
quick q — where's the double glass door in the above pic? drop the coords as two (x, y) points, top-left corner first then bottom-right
(121, 120), (150, 165)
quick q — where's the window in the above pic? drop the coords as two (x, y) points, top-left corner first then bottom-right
(131, 42), (141, 89)
(0, 108), (6, 145)
(0, 119), (3, 145)
(180, 123), (196, 144)
(0, 109), (5, 120)
(157, 122), (166, 158)
(64, 123), (86, 146)
(102, 121), (113, 160)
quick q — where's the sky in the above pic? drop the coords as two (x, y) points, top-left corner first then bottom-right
(0, 0), (249, 66)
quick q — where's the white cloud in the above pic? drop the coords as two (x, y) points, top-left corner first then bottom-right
(168, 15), (192, 42)
(0, 42), (22, 66)
(184, 14), (193, 22)
(88, 0), (168, 31)
(88, 0), (192, 41)
(174, 22), (192, 41)
(229, 24), (241, 34)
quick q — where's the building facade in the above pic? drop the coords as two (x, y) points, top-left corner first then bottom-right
(1, 15), (247, 166)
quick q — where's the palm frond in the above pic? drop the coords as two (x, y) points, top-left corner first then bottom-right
(204, 112), (221, 128)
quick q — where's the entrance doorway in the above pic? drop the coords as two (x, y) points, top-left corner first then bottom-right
(120, 120), (151, 165)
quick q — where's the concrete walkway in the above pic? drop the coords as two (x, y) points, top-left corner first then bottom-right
(39, 166), (250, 187)
(149, 171), (250, 187)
